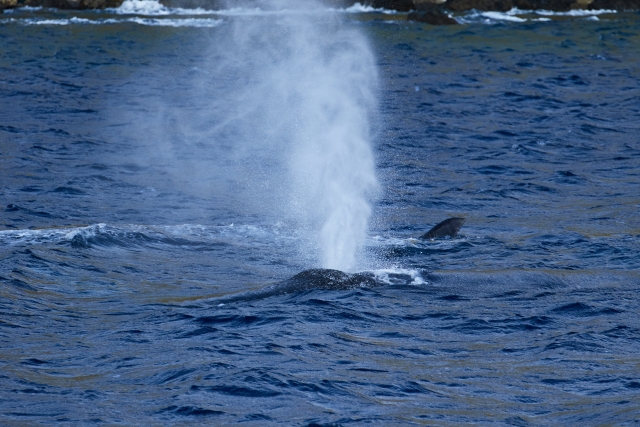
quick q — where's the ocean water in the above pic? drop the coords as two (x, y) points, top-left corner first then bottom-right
(1, 2), (640, 425)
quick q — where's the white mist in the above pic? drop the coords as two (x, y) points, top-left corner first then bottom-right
(223, 1), (379, 271)
(124, 1), (379, 271)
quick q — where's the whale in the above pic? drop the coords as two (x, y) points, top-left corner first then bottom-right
(211, 269), (380, 305)
(210, 217), (466, 305)
(419, 217), (465, 240)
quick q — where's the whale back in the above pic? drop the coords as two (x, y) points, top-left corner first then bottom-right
(212, 269), (380, 305)
(279, 268), (378, 292)
(420, 217), (466, 240)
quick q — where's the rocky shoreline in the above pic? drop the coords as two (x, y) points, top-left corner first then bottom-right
(2, 0), (639, 23)
(1, 0), (121, 10)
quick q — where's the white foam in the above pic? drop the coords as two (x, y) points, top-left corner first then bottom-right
(340, 2), (398, 14)
(456, 10), (512, 24)
(113, 0), (212, 15)
(6, 16), (222, 27)
(0, 224), (104, 246)
(116, 0), (168, 14)
(28, 17), (93, 25)
(459, 7), (617, 24)
(64, 224), (104, 242)
(481, 11), (527, 22)
(372, 268), (428, 286)
(205, 7), (288, 16)
(9, 5), (42, 11)
(126, 17), (222, 26)
(534, 8), (616, 15)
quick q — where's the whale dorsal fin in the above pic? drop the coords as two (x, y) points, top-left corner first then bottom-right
(420, 217), (465, 240)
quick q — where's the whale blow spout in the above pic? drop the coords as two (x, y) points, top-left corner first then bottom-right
(420, 217), (466, 240)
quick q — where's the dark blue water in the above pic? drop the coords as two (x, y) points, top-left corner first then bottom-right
(2, 4), (640, 425)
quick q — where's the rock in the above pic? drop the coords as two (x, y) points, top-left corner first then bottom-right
(512, 0), (574, 11)
(365, 0), (416, 11)
(442, 0), (586, 11)
(412, 0), (453, 20)
(571, 0), (593, 7)
(445, 0), (514, 11)
(588, 0), (640, 9)
(408, 9), (459, 23)
(414, 0), (447, 8)
(0, 0), (17, 11)
(82, 0), (121, 7)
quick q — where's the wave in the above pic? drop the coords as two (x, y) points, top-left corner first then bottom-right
(457, 7), (617, 24)
(368, 233), (468, 248)
(124, 16), (222, 26)
(0, 16), (223, 26)
(0, 223), (297, 249)
(112, 0), (216, 15)
(0, 221), (448, 248)
(532, 8), (616, 15)
(339, 2), (400, 14)
(478, 11), (528, 22)
(0, 223), (461, 253)
(372, 268), (428, 285)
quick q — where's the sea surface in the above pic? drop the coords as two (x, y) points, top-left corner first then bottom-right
(1, 2), (640, 425)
